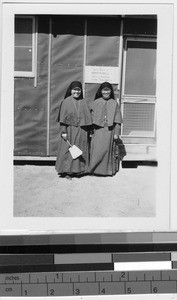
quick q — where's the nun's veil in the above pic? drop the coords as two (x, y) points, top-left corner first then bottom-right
(94, 82), (115, 100)
(64, 81), (83, 99)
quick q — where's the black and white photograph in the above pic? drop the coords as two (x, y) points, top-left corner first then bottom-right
(0, 0), (176, 232)
(13, 13), (157, 218)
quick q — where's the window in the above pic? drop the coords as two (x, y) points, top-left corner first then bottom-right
(14, 16), (36, 77)
(121, 38), (157, 137)
(123, 38), (157, 97)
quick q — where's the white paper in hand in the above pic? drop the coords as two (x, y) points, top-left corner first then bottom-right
(69, 145), (83, 159)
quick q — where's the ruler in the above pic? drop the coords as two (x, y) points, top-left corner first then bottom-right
(0, 270), (177, 296)
(1, 233), (177, 297)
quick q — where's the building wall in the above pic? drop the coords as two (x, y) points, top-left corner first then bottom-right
(14, 15), (157, 157)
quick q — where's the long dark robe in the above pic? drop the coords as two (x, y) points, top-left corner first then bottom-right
(90, 97), (123, 176)
(55, 95), (92, 175)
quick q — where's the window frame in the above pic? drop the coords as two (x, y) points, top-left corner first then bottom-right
(121, 37), (157, 138)
(14, 15), (36, 77)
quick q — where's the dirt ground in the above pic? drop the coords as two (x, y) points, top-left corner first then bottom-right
(14, 162), (156, 217)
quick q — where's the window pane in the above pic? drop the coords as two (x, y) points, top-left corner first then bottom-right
(124, 40), (156, 96)
(122, 102), (155, 137)
(15, 47), (32, 71)
(15, 17), (33, 73)
(15, 18), (33, 46)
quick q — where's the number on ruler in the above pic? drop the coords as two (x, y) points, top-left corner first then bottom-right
(153, 287), (158, 293)
(127, 287), (132, 294)
(101, 288), (106, 294)
(24, 290), (28, 296)
(121, 272), (125, 278)
(50, 289), (55, 296)
(75, 289), (80, 295)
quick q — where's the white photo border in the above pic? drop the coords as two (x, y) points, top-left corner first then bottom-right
(0, 1), (175, 233)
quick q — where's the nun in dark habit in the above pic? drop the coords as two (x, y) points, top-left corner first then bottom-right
(55, 81), (92, 179)
(89, 82), (123, 176)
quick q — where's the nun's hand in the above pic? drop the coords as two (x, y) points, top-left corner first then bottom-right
(114, 134), (119, 140)
(61, 133), (68, 141)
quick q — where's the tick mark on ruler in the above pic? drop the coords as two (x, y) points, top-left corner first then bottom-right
(46, 282), (49, 295)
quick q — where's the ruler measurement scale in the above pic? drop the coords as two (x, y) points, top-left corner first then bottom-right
(1, 270), (177, 296)
(1, 233), (177, 297)
(1, 280), (176, 296)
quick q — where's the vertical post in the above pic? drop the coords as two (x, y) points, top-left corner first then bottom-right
(34, 16), (38, 88)
(119, 18), (124, 136)
(118, 18), (124, 105)
(47, 17), (52, 156)
(83, 18), (87, 97)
